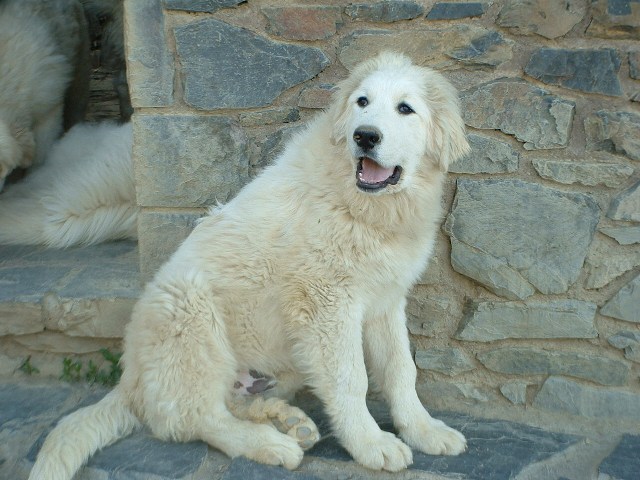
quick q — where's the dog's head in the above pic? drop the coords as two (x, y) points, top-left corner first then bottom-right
(330, 52), (470, 194)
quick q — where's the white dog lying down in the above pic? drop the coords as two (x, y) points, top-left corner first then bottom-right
(29, 52), (470, 479)
(0, 122), (136, 248)
(0, 0), (89, 190)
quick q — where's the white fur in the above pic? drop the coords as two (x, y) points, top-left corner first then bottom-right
(28, 53), (470, 479)
(0, 0), (88, 190)
(0, 122), (137, 248)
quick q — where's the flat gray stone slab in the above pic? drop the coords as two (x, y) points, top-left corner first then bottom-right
(7, 381), (635, 480)
(223, 457), (321, 480)
(445, 179), (599, 299)
(88, 434), (208, 478)
(0, 383), (72, 426)
(599, 434), (640, 480)
(0, 241), (140, 302)
(308, 415), (579, 479)
(174, 19), (329, 109)
(525, 48), (622, 96)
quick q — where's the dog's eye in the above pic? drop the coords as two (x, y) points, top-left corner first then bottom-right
(356, 97), (368, 107)
(398, 102), (415, 115)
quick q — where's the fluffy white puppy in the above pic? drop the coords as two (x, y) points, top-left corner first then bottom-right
(0, 0), (89, 190)
(29, 52), (470, 479)
(0, 122), (136, 248)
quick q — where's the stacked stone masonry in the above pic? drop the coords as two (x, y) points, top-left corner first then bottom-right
(5, 0), (637, 424)
(128, 0), (640, 421)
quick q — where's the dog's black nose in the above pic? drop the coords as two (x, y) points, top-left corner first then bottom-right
(353, 127), (382, 151)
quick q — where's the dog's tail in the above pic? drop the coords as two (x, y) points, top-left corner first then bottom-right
(0, 186), (138, 248)
(29, 388), (141, 480)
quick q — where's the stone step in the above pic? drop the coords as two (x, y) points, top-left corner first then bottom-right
(0, 241), (140, 376)
(2, 380), (638, 480)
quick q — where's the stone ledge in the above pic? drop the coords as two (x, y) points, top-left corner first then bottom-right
(0, 242), (140, 358)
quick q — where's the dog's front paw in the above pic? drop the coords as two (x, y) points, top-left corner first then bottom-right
(401, 417), (466, 456)
(347, 430), (413, 472)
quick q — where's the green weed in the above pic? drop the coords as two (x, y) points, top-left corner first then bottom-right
(60, 348), (122, 387)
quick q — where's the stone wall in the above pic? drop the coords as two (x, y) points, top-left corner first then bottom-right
(125, 0), (640, 422)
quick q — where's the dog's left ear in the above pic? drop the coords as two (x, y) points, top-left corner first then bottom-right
(425, 73), (471, 172)
(329, 88), (351, 145)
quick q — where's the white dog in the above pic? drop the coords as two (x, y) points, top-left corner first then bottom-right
(0, 122), (136, 248)
(29, 52), (470, 479)
(0, 0), (89, 190)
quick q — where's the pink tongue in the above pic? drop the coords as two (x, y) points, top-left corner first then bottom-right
(360, 157), (394, 183)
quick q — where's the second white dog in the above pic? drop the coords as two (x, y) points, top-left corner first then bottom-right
(0, 122), (136, 248)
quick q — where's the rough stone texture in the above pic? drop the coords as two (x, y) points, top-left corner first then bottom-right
(11, 331), (120, 355)
(137, 210), (204, 281)
(0, 353), (23, 376)
(449, 239), (536, 300)
(338, 26), (513, 70)
(0, 305), (43, 336)
(445, 180), (600, 298)
(449, 134), (519, 174)
(238, 108), (300, 127)
(526, 48), (622, 96)
(461, 79), (575, 150)
(42, 295), (134, 338)
(133, 115), (249, 208)
(601, 274), (640, 323)
(584, 241), (640, 289)
(587, 0), (640, 39)
(297, 84), (335, 109)
(630, 51), (640, 79)
(426, 2), (487, 19)
(599, 434), (640, 480)
(262, 6), (342, 41)
(415, 347), (475, 376)
(585, 110), (640, 161)
(608, 181), (640, 222)
(406, 294), (457, 337)
(417, 380), (499, 405)
(164, 0), (244, 12)
(600, 225), (640, 245)
(533, 159), (633, 187)
(477, 347), (630, 386)
(345, 1), (424, 22)
(534, 376), (640, 421)
(456, 300), (598, 342)
(500, 381), (528, 405)
(174, 19), (329, 109)
(608, 330), (640, 363)
(124, 0), (174, 107)
(496, 0), (587, 38)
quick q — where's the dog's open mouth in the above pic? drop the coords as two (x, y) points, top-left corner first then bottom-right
(356, 157), (402, 191)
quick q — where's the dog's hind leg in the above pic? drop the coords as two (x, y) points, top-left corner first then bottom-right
(126, 277), (304, 470)
(228, 395), (321, 450)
